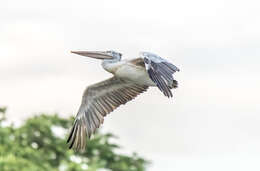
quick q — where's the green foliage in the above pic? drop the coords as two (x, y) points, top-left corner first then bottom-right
(0, 107), (149, 171)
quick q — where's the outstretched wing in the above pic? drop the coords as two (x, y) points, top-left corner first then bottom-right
(142, 53), (180, 98)
(67, 77), (148, 151)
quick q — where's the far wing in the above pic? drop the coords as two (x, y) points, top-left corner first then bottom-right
(143, 56), (179, 98)
(67, 77), (148, 151)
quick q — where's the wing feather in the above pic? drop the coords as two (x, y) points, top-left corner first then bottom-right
(143, 56), (179, 98)
(67, 77), (148, 151)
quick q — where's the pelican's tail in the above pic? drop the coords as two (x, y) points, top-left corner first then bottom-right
(169, 79), (178, 89)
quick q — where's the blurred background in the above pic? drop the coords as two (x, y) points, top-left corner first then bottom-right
(1, 0), (260, 170)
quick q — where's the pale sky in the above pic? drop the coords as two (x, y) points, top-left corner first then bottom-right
(1, 0), (260, 170)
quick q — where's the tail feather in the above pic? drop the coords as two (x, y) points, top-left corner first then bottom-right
(168, 79), (178, 89)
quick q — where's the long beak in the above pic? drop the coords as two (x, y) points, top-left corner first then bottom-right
(71, 50), (113, 60)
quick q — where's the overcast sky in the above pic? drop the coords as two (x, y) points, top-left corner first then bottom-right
(1, 0), (260, 170)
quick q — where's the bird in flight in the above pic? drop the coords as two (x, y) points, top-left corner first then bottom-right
(67, 50), (180, 151)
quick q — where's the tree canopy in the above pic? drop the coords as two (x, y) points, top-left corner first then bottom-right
(0, 107), (149, 171)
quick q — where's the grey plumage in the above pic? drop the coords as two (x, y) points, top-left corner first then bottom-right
(67, 77), (148, 151)
(141, 52), (180, 98)
(67, 50), (179, 151)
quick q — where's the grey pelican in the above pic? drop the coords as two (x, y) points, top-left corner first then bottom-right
(67, 50), (180, 150)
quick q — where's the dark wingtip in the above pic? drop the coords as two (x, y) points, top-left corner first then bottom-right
(69, 142), (73, 149)
(67, 121), (79, 149)
(67, 121), (76, 143)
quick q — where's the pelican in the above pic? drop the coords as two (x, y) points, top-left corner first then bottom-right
(67, 50), (180, 150)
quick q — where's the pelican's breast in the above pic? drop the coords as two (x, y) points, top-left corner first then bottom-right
(115, 61), (155, 86)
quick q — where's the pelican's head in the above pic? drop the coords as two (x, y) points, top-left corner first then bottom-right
(71, 50), (122, 61)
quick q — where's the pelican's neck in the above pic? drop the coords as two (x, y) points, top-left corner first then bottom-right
(101, 58), (122, 74)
